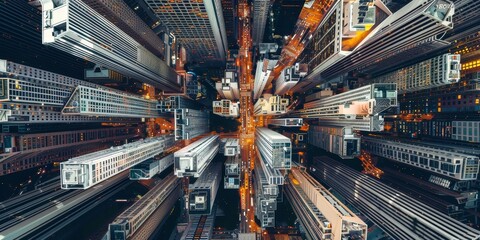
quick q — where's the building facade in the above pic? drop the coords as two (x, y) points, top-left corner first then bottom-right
(40, 0), (181, 92)
(61, 135), (175, 189)
(254, 94), (289, 116)
(308, 125), (360, 159)
(174, 135), (220, 178)
(285, 166), (367, 240)
(252, 0), (271, 45)
(371, 54), (461, 92)
(189, 162), (222, 215)
(213, 100), (240, 118)
(253, 59), (278, 99)
(310, 156), (480, 240)
(274, 63), (307, 95)
(255, 127), (292, 169)
(362, 136), (480, 181)
(292, 84), (397, 131)
(452, 121), (480, 142)
(143, 0), (228, 64)
(174, 109), (210, 141)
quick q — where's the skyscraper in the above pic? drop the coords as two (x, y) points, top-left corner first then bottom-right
(252, 0), (272, 45)
(143, 0), (228, 65)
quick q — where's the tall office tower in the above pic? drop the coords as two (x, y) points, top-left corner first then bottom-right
(310, 156), (480, 240)
(174, 135), (220, 178)
(295, 0), (455, 92)
(252, 0), (272, 45)
(212, 100), (240, 118)
(293, 0), (377, 92)
(0, 60), (146, 123)
(364, 136), (479, 219)
(253, 59), (278, 99)
(80, 0), (169, 60)
(285, 166), (367, 240)
(398, 73), (480, 114)
(253, 94), (289, 116)
(224, 155), (241, 189)
(61, 135), (175, 189)
(216, 62), (240, 100)
(157, 96), (202, 113)
(256, 127), (291, 169)
(321, 0), (455, 78)
(253, 157), (280, 227)
(39, 0), (181, 92)
(107, 174), (181, 240)
(143, 0), (228, 65)
(188, 162), (222, 215)
(62, 85), (159, 118)
(174, 109), (210, 140)
(447, 0), (480, 73)
(274, 63), (307, 95)
(371, 54), (461, 92)
(308, 126), (360, 159)
(446, 0), (480, 38)
(362, 136), (480, 181)
(0, 0), (89, 78)
(292, 84), (397, 131)
(221, 0), (238, 49)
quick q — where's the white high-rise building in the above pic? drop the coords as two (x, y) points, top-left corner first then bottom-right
(0, 60), (145, 122)
(215, 70), (240, 100)
(274, 63), (307, 95)
(371, 54), (461, 92)
(253, 59), (278, 99)
(292, 84), (397, 131)
(39, 0), (181, 92)
(267, 118), (303, 127)
(213, 100), (239, 118)
(62, 85), (159, 118)
(255, 127), (292, 169)
(295, 0), (455, 92)
(254, 94), (289, 116)
(61, 135), (175, 189)
(174, 135), (220, 178)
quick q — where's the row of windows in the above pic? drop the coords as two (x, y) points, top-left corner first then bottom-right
(366, 141), (480, 179)
(0, 142), (114, 174)
(15, 128), (135, 151)
(6, 64), (92, 86)
(80, 90), (157, 108)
